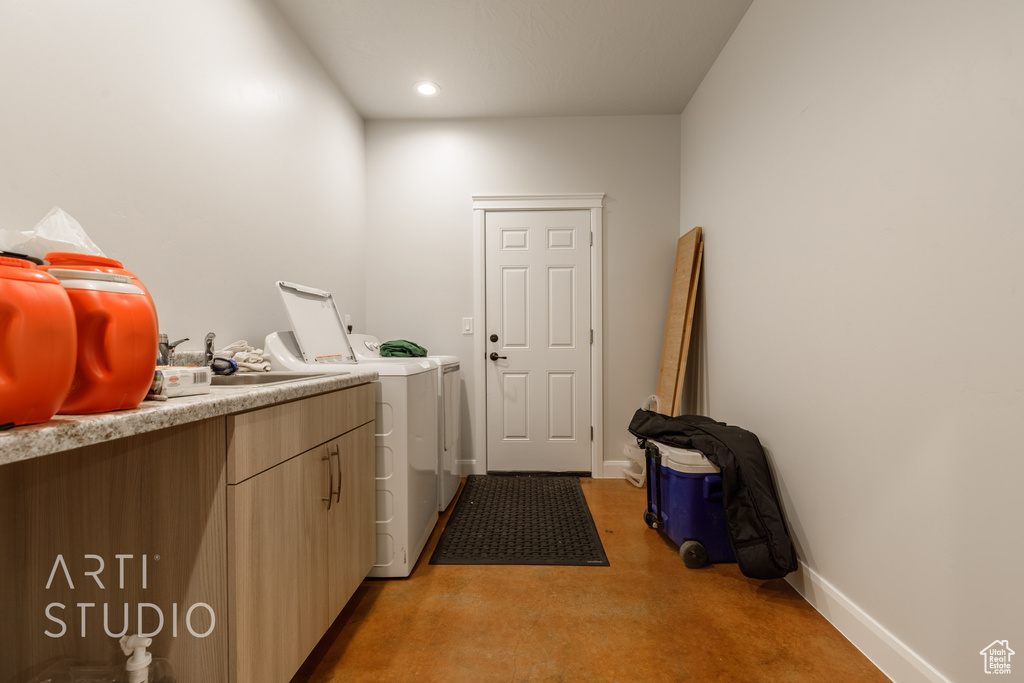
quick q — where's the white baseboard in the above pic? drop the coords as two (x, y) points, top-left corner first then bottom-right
(787, 561), (950, 683)
(596, 459), (628, 479)
(456, 459), (483, 476)
(461, 458), (639, 478)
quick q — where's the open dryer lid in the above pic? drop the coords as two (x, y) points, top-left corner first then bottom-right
(276, 281), (357, 365)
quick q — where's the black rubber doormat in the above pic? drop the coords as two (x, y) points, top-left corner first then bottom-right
(429, 475), (609, 566)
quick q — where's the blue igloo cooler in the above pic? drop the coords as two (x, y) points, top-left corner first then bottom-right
(644, 441), (735, 568)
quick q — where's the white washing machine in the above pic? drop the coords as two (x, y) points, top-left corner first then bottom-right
(349, 334), (462, 511)
(266, 281), (439, 579)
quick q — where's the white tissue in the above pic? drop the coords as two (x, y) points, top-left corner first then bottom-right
(0, 207), (105, 259)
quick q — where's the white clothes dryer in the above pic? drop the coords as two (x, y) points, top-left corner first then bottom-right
(266, 282), (439, 579)
(350, 334), (462, 511)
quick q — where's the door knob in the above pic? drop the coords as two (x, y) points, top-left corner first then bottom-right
(489, 334), (499, 343)
(489, 352), (507, 361)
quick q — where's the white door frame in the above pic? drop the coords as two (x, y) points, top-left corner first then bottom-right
(471, 194), (605, 476)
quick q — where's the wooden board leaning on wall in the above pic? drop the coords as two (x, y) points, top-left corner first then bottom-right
(655, 226), (703, 416)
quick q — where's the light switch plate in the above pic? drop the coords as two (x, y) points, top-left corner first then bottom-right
(462, 317), (473, 335)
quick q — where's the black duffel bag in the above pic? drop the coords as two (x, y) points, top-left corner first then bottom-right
(628, 410), (797, 580)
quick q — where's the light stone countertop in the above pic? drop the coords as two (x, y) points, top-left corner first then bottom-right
(0, 370), (378, 467)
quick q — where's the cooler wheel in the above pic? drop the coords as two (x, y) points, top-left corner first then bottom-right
(643, 509), (658, 529)
(679, 540), (708, 569)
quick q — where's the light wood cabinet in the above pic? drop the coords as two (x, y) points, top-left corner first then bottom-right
(0, 419), (229, 683)
(0, 382), (375, 683)
(226, 386), (375, 683)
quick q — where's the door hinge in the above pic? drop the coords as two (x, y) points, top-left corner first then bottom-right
(591, 426), (594, 441)
(590, 231), (593, 246)
(590, 329), (594, 344)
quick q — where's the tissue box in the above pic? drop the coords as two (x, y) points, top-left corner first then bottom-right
(149, 366), (211, 398)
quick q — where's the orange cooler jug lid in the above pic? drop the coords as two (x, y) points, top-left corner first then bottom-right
(47, 268), (143, 294)
(0, 256), (62, 284)
(44, 252), (125, 269)
(1, 250), (45, 265)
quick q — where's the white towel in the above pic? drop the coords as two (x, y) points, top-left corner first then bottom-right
(215, 340), (271, 372)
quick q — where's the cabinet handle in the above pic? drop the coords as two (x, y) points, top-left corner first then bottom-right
(322, 451), (334, 510)
(332, 445), (342, 503)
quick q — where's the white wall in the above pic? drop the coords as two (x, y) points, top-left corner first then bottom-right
(679, 1), (1024, 681)
(365, 116), (681, 474)
(0, 0), (366, 352)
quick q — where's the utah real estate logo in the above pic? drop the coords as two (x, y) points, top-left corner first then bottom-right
(979, 640), (1014, 675)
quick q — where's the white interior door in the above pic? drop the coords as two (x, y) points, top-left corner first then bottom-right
(485, 209), (592, 472)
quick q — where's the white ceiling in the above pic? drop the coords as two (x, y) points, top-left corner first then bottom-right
(268, 0), (753, 120)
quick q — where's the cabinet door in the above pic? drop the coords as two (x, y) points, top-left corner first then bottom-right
(0, 419), (228, 683)
(328, 422), (376, 617)
(229, 446), (331, 683)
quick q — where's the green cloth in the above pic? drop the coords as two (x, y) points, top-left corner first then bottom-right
(379, 340), (428, 357)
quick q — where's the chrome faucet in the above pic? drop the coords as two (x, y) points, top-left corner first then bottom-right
(158, 334), (189, 365)
(204, 332), (216, 366)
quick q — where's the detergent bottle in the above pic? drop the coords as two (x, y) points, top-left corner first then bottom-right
(119, 634), (175, 683)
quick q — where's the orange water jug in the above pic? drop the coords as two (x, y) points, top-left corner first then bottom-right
(49, 269), (158, 414)
(42, 252), (158, 327)
(0, 256), (77, 427)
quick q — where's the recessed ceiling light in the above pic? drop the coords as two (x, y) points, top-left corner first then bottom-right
(415, 81), (440, 96)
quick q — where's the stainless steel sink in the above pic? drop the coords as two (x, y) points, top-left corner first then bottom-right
(210, 371), (337, 386)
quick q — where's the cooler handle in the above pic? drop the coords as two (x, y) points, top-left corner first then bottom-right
(703, 474), (723, 501)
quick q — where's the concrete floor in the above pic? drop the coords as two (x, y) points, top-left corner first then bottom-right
(292, 478), (888, 682)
